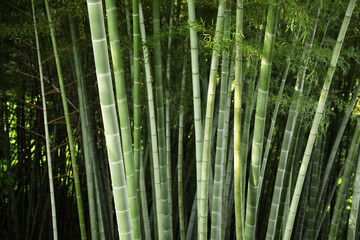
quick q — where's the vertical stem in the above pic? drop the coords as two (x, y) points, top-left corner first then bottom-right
(133, 0), (141, 193)
(69, 14), (98, 240)
(245, 3), (278, 239)
(104, 0), (141, 237)
(31, 1), (58, 238)
(139, 2), (164, 237)
(152, 1), (172, 236)
(43, 0), (86, 238)
(177, 52), (187, 240)
(86, 1), (134, 239)
(187, 0), (203, 218)
(198, 1), (226, 239)
(234, 1), (244, 238)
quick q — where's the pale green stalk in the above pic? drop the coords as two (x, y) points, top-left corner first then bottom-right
(69, 14), (98, 240)
(221, 48), (235, 240)
(223, 131), (234, 240)
(245, 3), (278, 239)
(165, 2), (175, 221)
(293, 161), (311, 240)
(44, 0), (86, 238)
(104, 0), (141, 237)
(283, 1), (357, 238)
(31, 1), (58, 238)
(187, 0), (203, 216)
(140, 150), (151, 240)
(281, 119), (302, 235)
(139, 2), (164, 237)
(86, 1), (133, 238)
(124, 0), (134, 78)
(152, 1), (172, 236)
(234, 0), (244, 239)
(211, 4), (231, 238)
(198, 1), (226, 238)
(347, 150), (360, 239)
(177, 53), (187, 240)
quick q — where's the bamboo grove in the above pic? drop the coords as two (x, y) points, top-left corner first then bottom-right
(1, 0), (360, 239)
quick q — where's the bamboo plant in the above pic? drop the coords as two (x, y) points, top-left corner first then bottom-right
(86, 1), (133, 238)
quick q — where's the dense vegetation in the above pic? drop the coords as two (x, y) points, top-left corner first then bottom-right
(0, 0), (359, 239)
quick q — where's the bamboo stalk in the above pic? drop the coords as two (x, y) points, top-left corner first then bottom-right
(31, 1), (58, 238)
(44, 1), (86, 238)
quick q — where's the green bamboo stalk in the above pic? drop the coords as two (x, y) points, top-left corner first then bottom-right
(241, 60), (259, 201)
(139, 2), (164, 237)
(210, 3), (231, 238)
(84, 86), (111, 240)
(280, 119), (302, 235)
(187, 0), (203, 217)
(68, 14), (98, 240)
(221, 48), (235, 240)
(293, 161), (311, 240)
(347, 148), (360, 239)
(83, 83), (110, 239)
(104, 1), (141, 238)
(291, 126), (305, 197)
(165, 2), (175, 222)
(305, 135), (322, 239)
(152, 1), (172, 236)
(177, 53), (187, 240)
(86, 1), (133, 238)
(271, 13), (319, 234)
(329, 120), (360, 239)
(259, 30), (302, 203)
(245, 3), (278, 239)
(234, 0), (244, 239)
(124, 0), (134, 78)
(140, 150), (151, 240)
(43, 1), (86, 238)
(133, 0), (141, 193)
(31, 1), (58, 238)
(283, 1), (357, 238)
(223, 131), (234, 240)
(198, 1), (226, 238)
